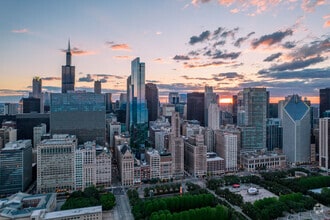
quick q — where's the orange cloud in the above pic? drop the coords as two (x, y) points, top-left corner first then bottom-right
(110, 44), (131, 51)
(183, 60), (231, 68)
(113, 56), (133, 60)
(324, 20), (330, 28)
(301, 0), (326, 12)
(11, 28), (28, 33)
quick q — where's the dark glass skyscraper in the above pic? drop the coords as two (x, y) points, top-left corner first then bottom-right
(50, 93), (106, 145)
(145, 83), (159, 122)
(320, 88), (330, 118)
(62, 40), (75, 93)
(187, 92), (205, 126)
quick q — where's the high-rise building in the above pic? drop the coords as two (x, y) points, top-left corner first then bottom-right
(37, 134), (77, 193)
(282, 95), (311, 163)
(32, 77), (42, 98)
(208, 103), (220, 130)
(94, 80), (101, 94)
(16, 113), (49, 141)
(50, 92), (106, 145)
(215, 132), (238, 171)
(184, 134), (207, 177)
(232, 95), (238, 124)
(203, 128), (214, 152)
(33, 123), (47, 148)
(96, 147), (112, 187)
(168, 92), (180, 104)
(116, 143), (134, 186)
(62, 40), (75, 93)
(168, 112), (184, 178)
(0, 126), (17, 149)
(204, 86), (217, 127)
(187, 92), (205, 126)
(105, 93), (112, 113)
(319, 118), (330, 171)
(238, 88), (267, 150)
(75, 141), (97, 191)
(126, 57), (148, 148)
(108, 121), (121, 149)
(0, 140), (32, 195)
(146, 149), (160, 179)
(266, 118), (282, 151)
(145, 83), (159, 122)
(22, 97), (42, 113)
(320, 88), (330, 118)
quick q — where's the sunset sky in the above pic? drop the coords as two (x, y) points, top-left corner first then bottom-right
(0, 0), (329, 103)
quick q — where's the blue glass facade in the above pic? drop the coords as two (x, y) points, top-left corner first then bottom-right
(50, 93), (106, 144)
(0, 140), (32, 195)
(126, 58), (148, 148)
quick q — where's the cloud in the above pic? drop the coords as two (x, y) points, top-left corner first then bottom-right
(156, 31), (162, 35)
(61, 47), (95, 56)
(234, 32), (255, 47)
(105, 41), (132, 51)
(282, 41), (296, 49)
(181, 75), (212, 81)
(11, 28), (29, 33)
(212, 51), (241, 60)
(251, 29), (293, 49)
(183, 60), (232, 68)
(42, 86), (61, 93)
(324, 20), (330, 28)
(146, 80), (161, 83)
(263, 53), (282, 62)
(213, 72), (243, 79)
(154, 58), (165, 63)
(261, 68), (330, 80)
(96, 74), (124, 80)
(113, 56), (133, 60)
(173, 55), (191, 60)
(78, 74), (94, 82)
(289, 37), (330, 59)
(259, 56), (327, 73)
(41, 77), (61, 81)
(189, 30), (211, 45)
(301, 0), (327, 12)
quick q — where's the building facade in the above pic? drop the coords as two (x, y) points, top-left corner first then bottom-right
(319, 118), (330, 171)
(320, 88), (330, 118)
(0, 140), (32, 195)
(62, 40), (75, 93)
(145, 83), (159, 122)
(37, 135), (77, 193)
(184, 134), (207, 177)
(126, 57), (148, 148)
(187, 92), (205, 126)
(282, 95), (311, 163)
(50, 92), (106, 145)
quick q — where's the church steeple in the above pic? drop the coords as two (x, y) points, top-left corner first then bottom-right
(66, 39), (72, 66)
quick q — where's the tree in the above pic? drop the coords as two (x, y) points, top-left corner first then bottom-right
(100, 193), (116, 210)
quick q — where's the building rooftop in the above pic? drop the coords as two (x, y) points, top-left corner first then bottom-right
(42, 206), (102, 219)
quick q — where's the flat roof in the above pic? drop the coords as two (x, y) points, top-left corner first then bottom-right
(43, 206), (102, 219)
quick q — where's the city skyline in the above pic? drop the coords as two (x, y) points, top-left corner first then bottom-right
(0, 0), (329, 103)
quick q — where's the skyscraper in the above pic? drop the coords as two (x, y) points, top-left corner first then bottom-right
(32, 77), (42, 98)
(0, 140), (32, 195)
(282, 95), (311, 163)
(62, 40), (75, 93)
(204, 86), (217, 127)
(145, 83), (159, 122)
(50, 92), (106, 145)
(319, 118), (330, 171)
(320, 88), (330, 118)
(126, 57), (148, 148)
(238, 88), (268, 150)
(94, 80), (101, 94)
(168, 111), (184, 178)
(187, 92), (205, 126)
(168, 92), (179, 104)
(208, 103), (220, 130)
